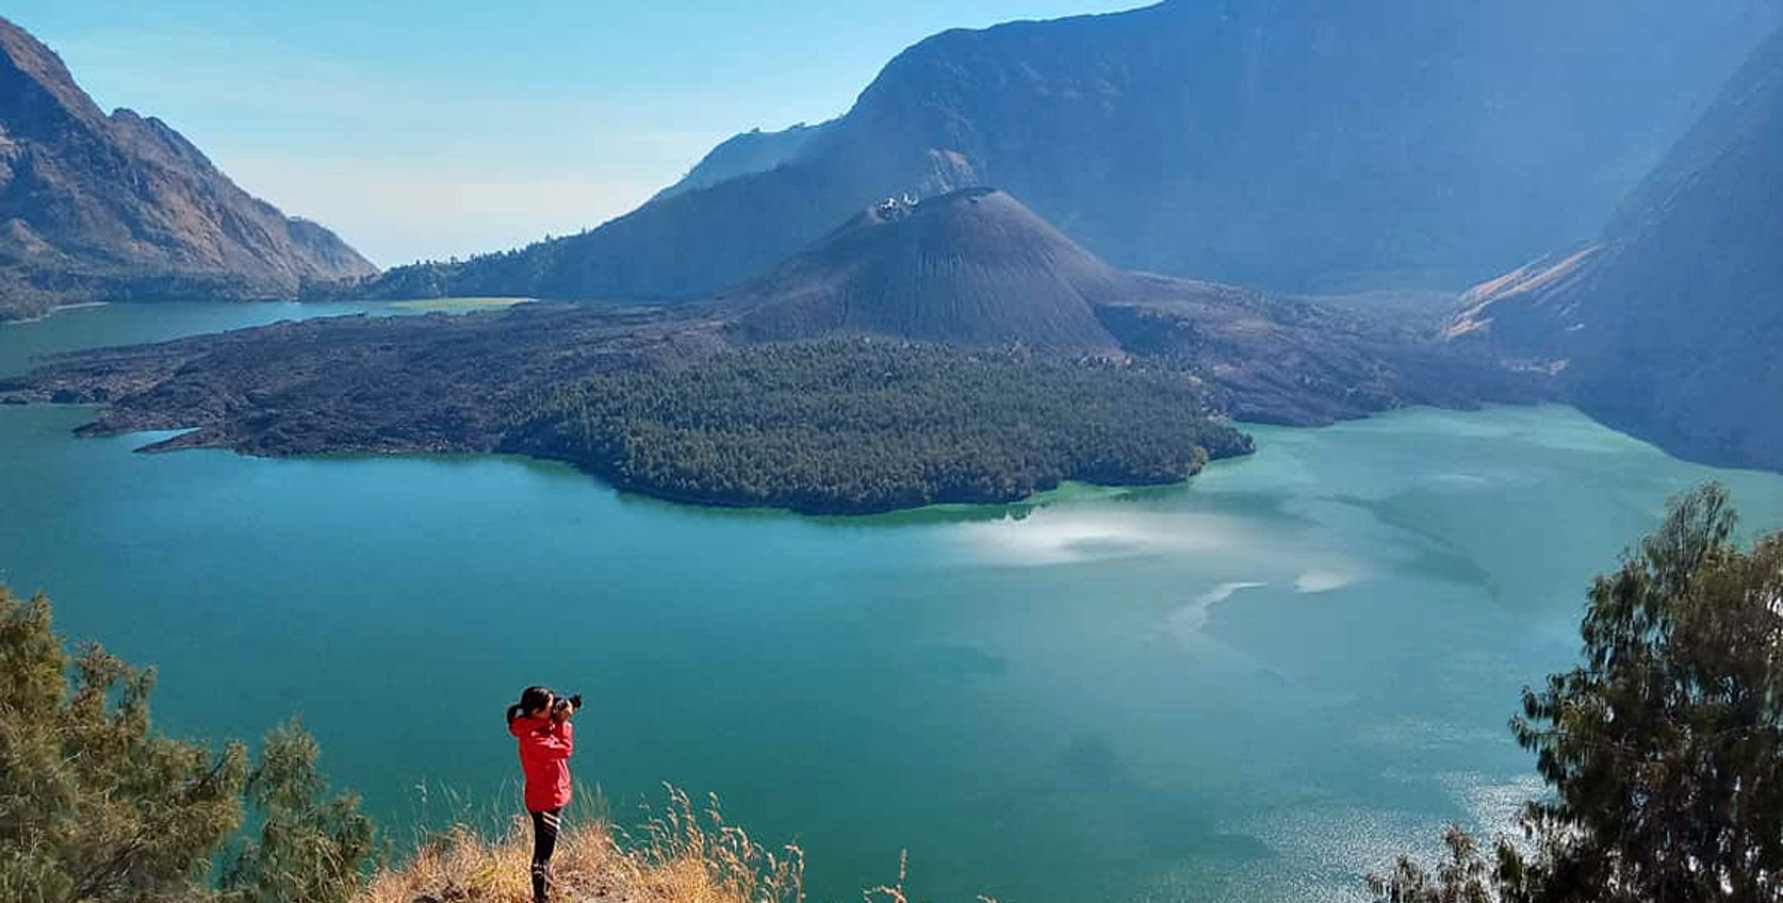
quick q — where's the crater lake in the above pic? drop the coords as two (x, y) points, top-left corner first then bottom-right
(5, 302), (1782, 903)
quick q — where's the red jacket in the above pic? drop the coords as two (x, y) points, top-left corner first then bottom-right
(510, 715), (574, 812)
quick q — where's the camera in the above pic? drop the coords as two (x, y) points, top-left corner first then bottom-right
(553, 693), (582, 714)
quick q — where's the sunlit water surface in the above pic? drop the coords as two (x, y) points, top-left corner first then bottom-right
(4, 302), (1782, 903)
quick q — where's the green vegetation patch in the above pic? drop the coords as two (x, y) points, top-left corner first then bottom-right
(0, 588), (375, 903)
(507, 339), (1253, 514)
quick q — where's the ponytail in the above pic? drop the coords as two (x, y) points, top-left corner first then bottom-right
(508, 686), (553, 725)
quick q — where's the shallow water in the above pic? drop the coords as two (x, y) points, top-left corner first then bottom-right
(4, 303), (1782, 902)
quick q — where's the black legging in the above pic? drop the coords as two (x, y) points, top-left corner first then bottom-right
(530, 807), (563, 901)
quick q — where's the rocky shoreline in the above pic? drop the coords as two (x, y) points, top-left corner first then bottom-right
(0, 291), (1540, 514)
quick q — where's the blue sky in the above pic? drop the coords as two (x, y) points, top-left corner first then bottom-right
(9, 1), (1140, 267)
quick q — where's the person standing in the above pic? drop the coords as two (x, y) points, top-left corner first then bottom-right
(506, 686), (576, 903)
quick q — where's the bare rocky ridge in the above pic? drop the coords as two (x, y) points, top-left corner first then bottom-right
(0, 16), (376, 321)
(1449, 28), (1783, 472)
(337, 0), (1779, 305)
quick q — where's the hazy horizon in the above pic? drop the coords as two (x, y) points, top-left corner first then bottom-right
(6, 0), (1140, 268)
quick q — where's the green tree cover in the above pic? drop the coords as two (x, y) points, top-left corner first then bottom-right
(507, 339), (1256, 514)
(1371, 483), (1783, 903)
(0, 588), (375, 903)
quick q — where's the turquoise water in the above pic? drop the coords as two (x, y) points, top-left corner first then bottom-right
(4, 303), (1783, 903)
(0, 300), (411, 377)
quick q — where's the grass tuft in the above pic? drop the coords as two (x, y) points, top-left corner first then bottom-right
(356, 785), (805, 903)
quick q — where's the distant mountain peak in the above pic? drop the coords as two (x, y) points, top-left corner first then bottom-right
(0, 15), (107, 132)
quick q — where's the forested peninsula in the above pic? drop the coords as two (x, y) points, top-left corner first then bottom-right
(507, 341), (1253, 514)
(0, 318), (1252, 514)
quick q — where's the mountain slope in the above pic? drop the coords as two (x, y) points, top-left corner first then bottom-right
(718, 186), (1535, 421)
(649, 121), (837, 203)
(1449, 29), (1783, 471)
(349, 0), (1778, 304)
(0, 16), (376, 320)
(721, 188), (1120, 349)
(4, 178), (1542, 489)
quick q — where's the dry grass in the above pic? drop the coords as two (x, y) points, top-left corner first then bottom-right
(357, 786), (806, 903)
(358, 785), (1003, 903)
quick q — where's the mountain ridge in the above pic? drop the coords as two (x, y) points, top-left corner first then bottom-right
(0, 16), (376, 320)
(0, 180), (1539, 459)
(336, 0), (1780, 305)
(1449, 27), (1783, 471)
(716, 185), (1539, 424)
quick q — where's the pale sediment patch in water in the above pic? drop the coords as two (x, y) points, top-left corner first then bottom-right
(1295, 568), (1363, 593)
(1197, 580), (1270, 607)
(1155, 580), (1277, 667)
(1164, 581), (1269, 640)
(949, 507), (1258, 567)
(1427, 472), (1495, 490)
(1422, 466), (1541, 492)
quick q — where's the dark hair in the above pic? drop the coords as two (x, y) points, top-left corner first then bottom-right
(506, 686), (553, 725)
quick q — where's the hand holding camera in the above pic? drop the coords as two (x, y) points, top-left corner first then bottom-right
(552, 692), (582, 721)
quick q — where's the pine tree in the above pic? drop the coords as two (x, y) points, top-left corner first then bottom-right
(0, 589), (378, 902)
(1370, 483), (1783, 902)
(0, 588), (246, 902)
(222, 720), (377, 903)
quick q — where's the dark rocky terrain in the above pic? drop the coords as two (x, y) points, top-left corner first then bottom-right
(0, 303), (725, 455)
(334, 0), (1778, 305)
(1449, 29), (1783, 472)
(722, 188), (1122, 350)
(0, 185), (1536, 510)
(0, 16), (375, 321)
(719, 187), (1529, 424)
